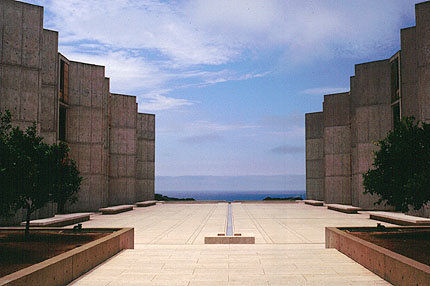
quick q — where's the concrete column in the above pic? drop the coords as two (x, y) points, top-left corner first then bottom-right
(323, 93), (351, 204)
(305, 112), (324, 200)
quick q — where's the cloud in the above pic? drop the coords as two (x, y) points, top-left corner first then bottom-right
(179, 133), (223, 144)
(138, 90), (195, 112)
(301, 87), (349, 96)
(270, 145), (304, 154)
(189, 120), (260, 132)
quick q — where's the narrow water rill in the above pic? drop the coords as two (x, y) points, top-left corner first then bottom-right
(226, 203), (233, 236)
(204, 203), (255, 244)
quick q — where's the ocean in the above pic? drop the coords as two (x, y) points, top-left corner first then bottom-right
(158, 190), (306, 201)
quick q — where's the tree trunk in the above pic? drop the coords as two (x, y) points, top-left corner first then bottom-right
(25, 205), (31, 239)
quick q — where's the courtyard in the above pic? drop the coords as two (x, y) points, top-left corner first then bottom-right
(68, 202), (393, 285)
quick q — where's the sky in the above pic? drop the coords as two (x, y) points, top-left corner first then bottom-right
(29, 0), (421, 191)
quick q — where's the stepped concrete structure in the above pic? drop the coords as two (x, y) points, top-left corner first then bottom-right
(0, 0), (155, 223)
(306, 1), (430, 216)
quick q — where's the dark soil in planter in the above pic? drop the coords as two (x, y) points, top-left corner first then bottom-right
(0, 230), (111, 277)
(350, 229), (430, 265)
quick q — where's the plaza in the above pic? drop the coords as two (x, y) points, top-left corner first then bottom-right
(69, 202), (393, 285)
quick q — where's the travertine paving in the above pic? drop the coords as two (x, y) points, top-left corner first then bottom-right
(69, 202), (393, 285)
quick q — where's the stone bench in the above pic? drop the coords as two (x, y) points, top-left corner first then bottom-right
(20, 213), (91, 227)
(135, 201), (157, 207)
(303, 200), (324, 206)
(326, 204), (362, 214)
(99, 205), (134, 215)
(368, 211), (430, 226)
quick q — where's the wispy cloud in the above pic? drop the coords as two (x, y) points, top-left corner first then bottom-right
(179, 133), (223, 144)
(189, 120), (260, 132)
(301, 87), (349, 96)
(270, 145), (304, 154)
(138, 90), (195, 112)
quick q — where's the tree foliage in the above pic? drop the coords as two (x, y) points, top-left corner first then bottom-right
(363, 117), (430, 212)
(0, 110), (82, 237)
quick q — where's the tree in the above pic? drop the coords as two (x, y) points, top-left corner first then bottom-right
(0, 110), (82, 237)
(0, 110), (18, 217)
(50, 142), (82, 213)
(363, 117), (430, 212)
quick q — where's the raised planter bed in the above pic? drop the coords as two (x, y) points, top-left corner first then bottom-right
(0, 227), (134, 286)
(326, 226), (430, 285)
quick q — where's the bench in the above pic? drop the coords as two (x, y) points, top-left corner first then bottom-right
(99, 205), (134, 215)
(135, 200), (157, 207)
(368, 212), (430, 226)
(303, 200), (324, 206)
(326, 204), (362, 214)
(20, 213), (91, 227)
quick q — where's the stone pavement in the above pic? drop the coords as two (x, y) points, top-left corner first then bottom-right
(69, 202), (393, 285)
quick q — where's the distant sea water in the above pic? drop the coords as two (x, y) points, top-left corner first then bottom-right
(158, 190), (306, 201)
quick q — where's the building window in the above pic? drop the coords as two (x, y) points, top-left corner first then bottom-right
(390, 53), (401, 128)
(59, 60), (69, 103)
(59, 105), (66, 141)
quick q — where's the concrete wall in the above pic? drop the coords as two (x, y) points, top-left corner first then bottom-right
(305, 112), (324, 200)
(109, 94), (137, 205)
(66, 61), (109, 211)
(323, 93), (351, 204)
(40, 29), (58, 144)
(350, 60), (392, 209)
(416, 1), (430, 123)
(0, 0), (156, 223)
(136, 113), (155, 201)
(0, 0), (43, 131)
(401, 27), (419, 119)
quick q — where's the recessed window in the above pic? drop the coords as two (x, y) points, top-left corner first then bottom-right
(59, 60), (69, 103)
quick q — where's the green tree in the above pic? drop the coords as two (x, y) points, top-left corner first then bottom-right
(0, 110), (18, 216)
(50, 142), (82, 214)
(363, 117), (430, 212)
(0, 110), (82, 237)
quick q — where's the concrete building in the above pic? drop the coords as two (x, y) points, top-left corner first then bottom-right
(0, 0), (155, 222)
(305, 1), (430, 216)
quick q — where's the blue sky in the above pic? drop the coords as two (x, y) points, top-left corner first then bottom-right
(29, 0), (421, 191)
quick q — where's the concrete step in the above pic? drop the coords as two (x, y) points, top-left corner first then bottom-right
(326, 204), (362, 214)
(20, 213), (92, 227)
(135, 201), (157, 207)
(303, 200), (324, 206)
(368, 211), (430, 226)
(99, 205), (134, 215)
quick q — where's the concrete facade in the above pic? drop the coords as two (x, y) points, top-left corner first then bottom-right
(0, 0), (155, 222)
(305, 1), (430, 214)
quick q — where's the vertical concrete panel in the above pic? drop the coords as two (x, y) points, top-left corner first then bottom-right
(22, 3), (42, 68)
(135, 113), (155, 202)
(66, 61), (108, 212)
(109, 94), (138, 205)
(2, 0), (22, 65)
(323, 93), (351, 204)
(416, 2), (430, 122)
(305, 112), (324, 200)
(401, 27), (419, 118)
(351, 60), (393, 209)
